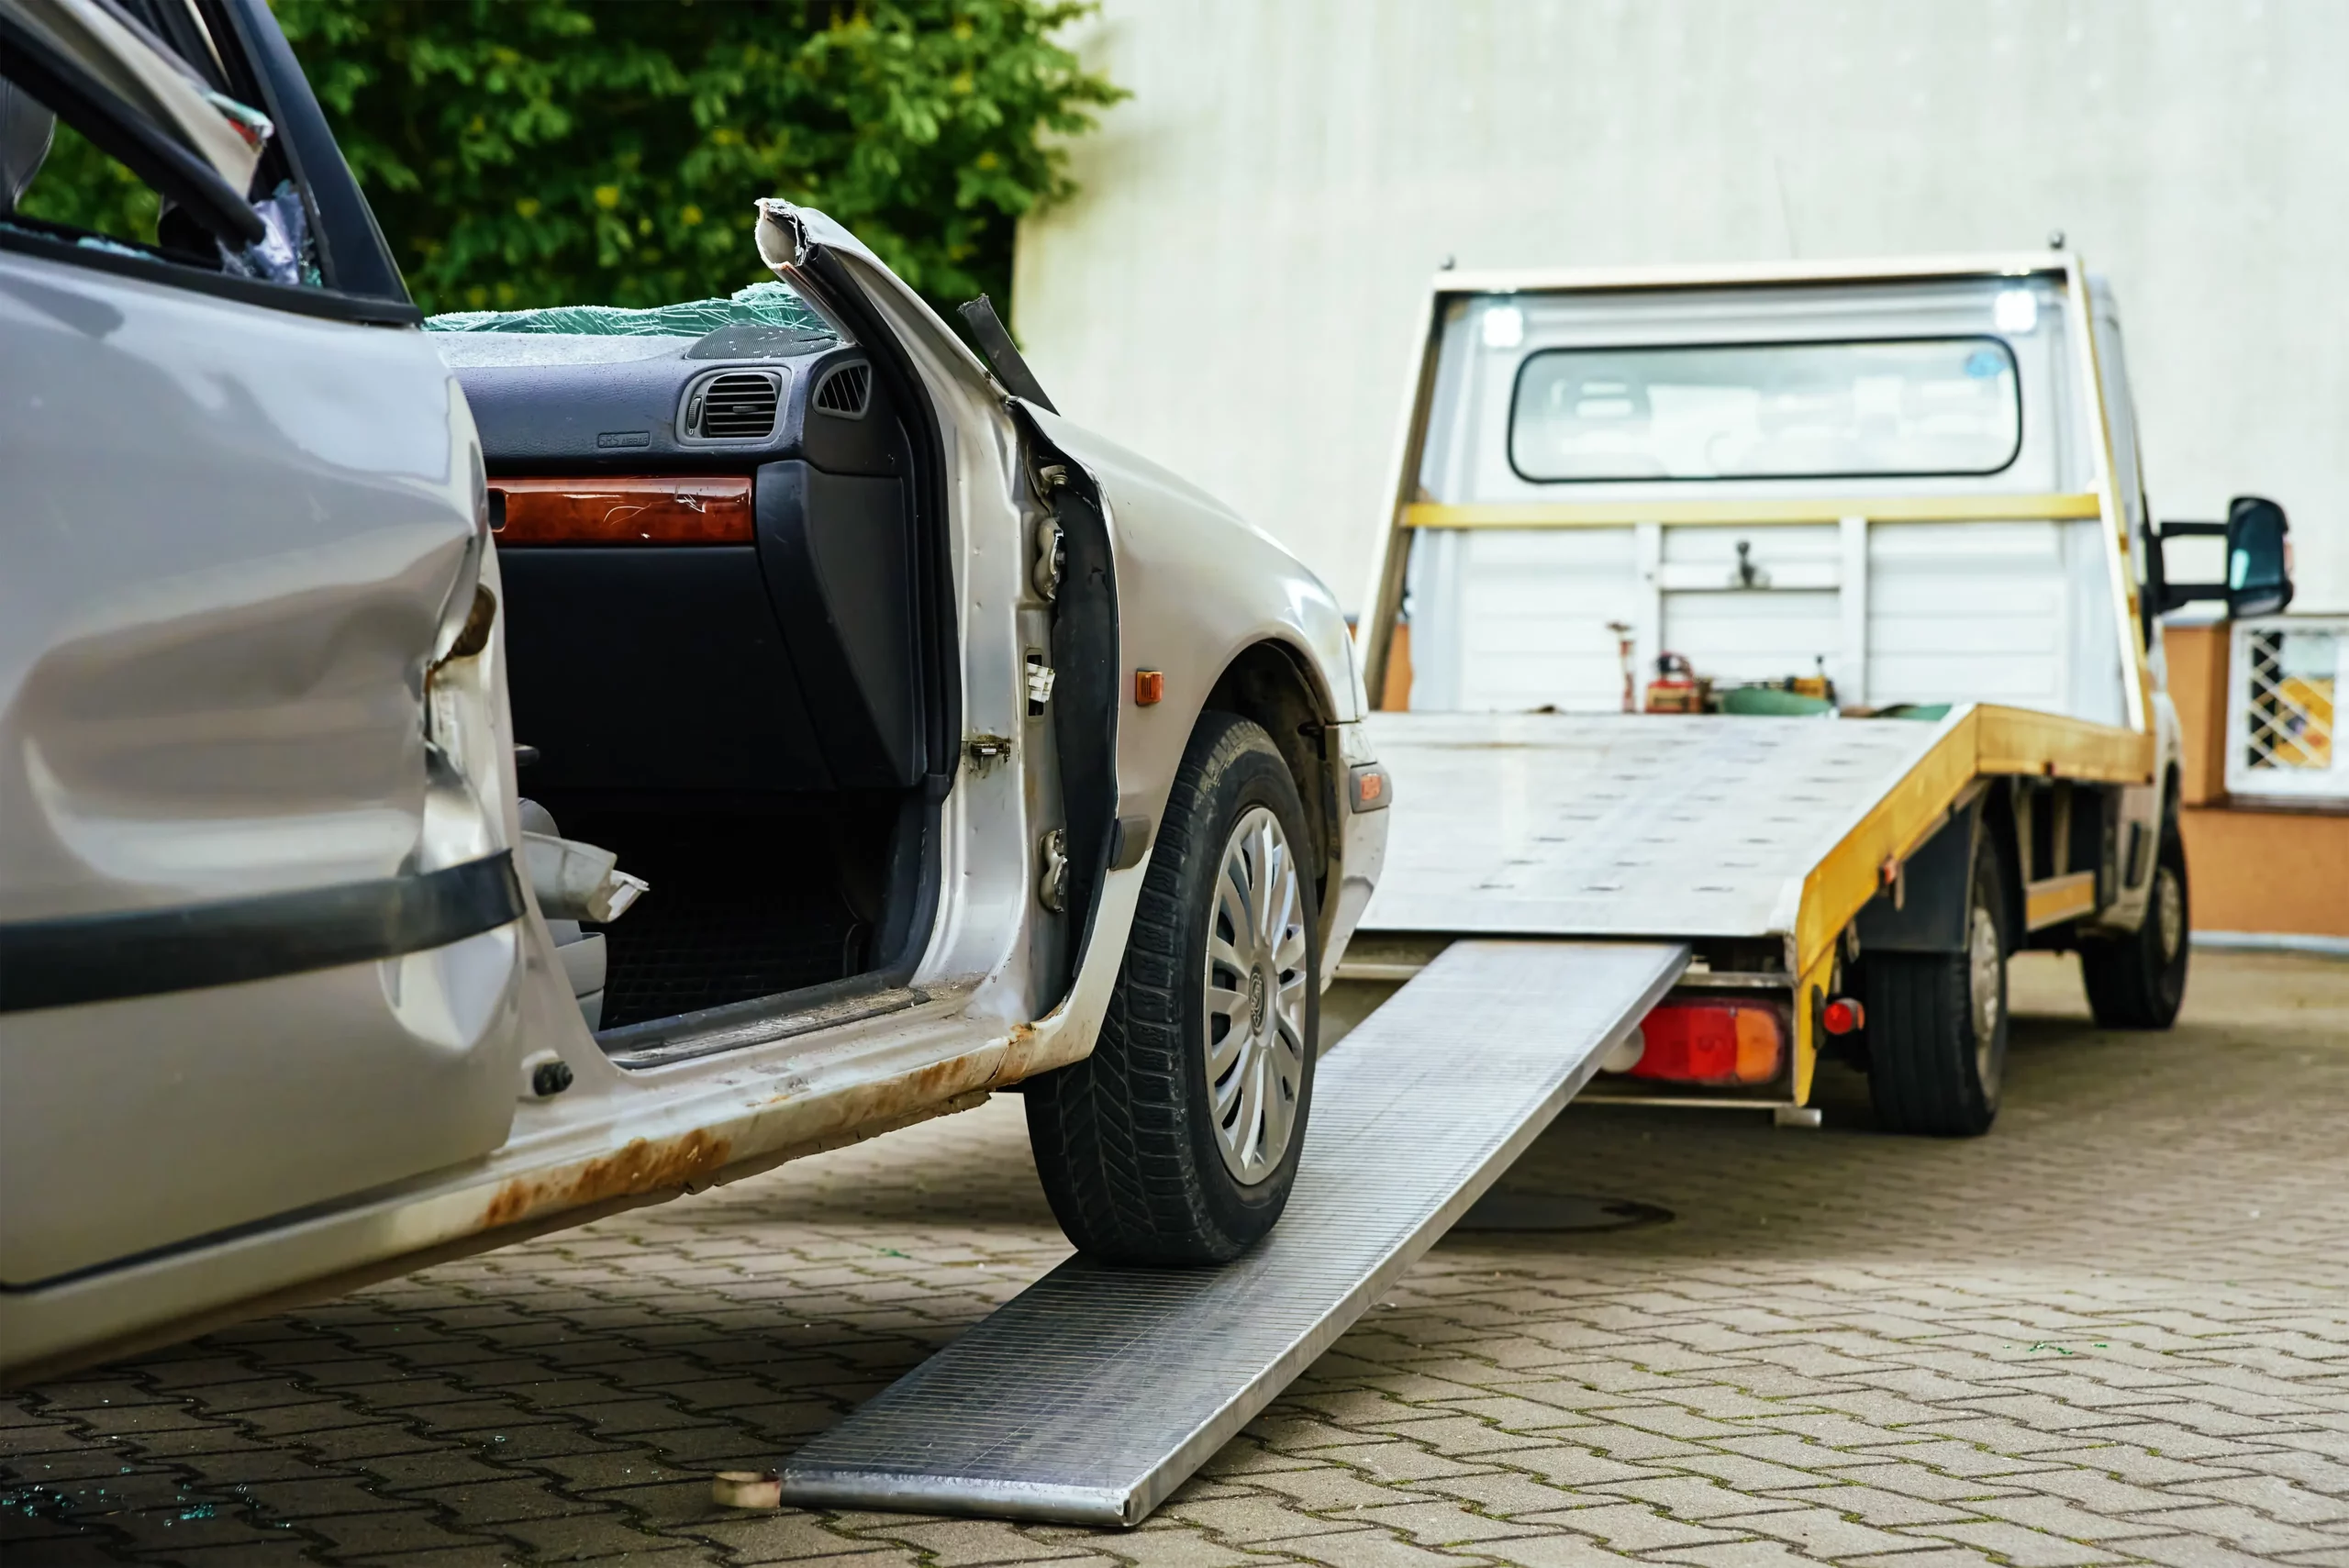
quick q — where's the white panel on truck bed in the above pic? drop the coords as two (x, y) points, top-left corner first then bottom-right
(1358, 711), (1952, 940)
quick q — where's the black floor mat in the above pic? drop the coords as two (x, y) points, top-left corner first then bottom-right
(572, 814), (862, 1030)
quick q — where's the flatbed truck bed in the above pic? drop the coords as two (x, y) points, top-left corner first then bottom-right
(1345, 704), (2149, 1112)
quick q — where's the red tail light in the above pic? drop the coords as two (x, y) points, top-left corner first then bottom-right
(489, 476), (754, 545)
(1624, 1001), (1787, 1086)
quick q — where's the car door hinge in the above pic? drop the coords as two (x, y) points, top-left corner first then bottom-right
(1037, 828), (1070, 913)
(1032, 517), (1065, 601)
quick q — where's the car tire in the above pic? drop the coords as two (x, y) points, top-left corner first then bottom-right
(2078, 817), (2189, 1029)
(1864, 837), (2009, 1137)
(1024, 712), (1320, 1265)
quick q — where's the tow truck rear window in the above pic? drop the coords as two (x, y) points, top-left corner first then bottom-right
(1508, 337), (2021, 482)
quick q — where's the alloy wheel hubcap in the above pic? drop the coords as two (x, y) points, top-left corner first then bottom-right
(1968, 904), (2004, 1094)
(1203, 806), (1308, 1185)
(2155, 866), (2185, 963)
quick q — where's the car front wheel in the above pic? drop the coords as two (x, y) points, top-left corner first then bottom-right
(1025, 712), (1319, 1264)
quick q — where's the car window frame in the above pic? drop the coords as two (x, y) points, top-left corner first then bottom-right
(206, 0), (410, 305)
(0, 0), (419, 325)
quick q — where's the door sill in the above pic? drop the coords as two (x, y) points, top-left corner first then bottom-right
(596, 975), (929, 1071)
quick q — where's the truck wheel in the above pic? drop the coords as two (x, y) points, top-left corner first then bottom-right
(1025, 712), (1319, 1264)
(2079, 819), (2189, 1029)
(1864, 840), (2009, 1136)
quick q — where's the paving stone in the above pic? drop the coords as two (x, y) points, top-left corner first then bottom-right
(1509, 1501), (1743, 1551)
(854, 1516), (1100, 1563)
(1426, 1473), (1601, 1518)
(6, 952), (2343, 1566)
(1272, 1526), (1494, 1567)
(1675, 1452), (1847, 1493)
(2115, 1502), (2346, 1554)
(1843, 1439), (2065, 1478)
(1752, 1482), (1977, 1527)
(1243, 1462), (1431, 1512)
(2276, 1551), (2349, 1568)
(1314, 1440), (1497, 1484)
(1654, 1546), (1868, 1568)
(1488, 1446), (1664, 1489)
(1082, 1524), (1274, 1567)
(1163, 1495), (1359, 1543)
(1905, 1520), (2128, 1566)
(1474, 1534), (1647, 1566)
(167, 1540), (329, 1566)
(2030, 1443), (2259, 1485)
(1842, 1549), (2003, 1568)
(2121, 1533), (2311, 1568)
(1375, 1416), (1555, 1457)
(1589, 1476), (1807, 1520)
(224, 1473), (406, 1518)
(1346, 1500), (1548, 1546)
(295, 1509), (512, 1557)
(2172, 1472), (2349, 1523)
(1819, 1461), (2032, 1502)
(1698, 1505), (1922, 1557)
(1967, 1493), (2182, 1541)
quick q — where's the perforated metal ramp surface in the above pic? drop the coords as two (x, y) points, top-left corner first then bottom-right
(1359, 711), (1951, 940)
(775, 939), (1687, 1526)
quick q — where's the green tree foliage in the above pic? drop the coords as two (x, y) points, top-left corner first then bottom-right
(22, 0), (1120, 315)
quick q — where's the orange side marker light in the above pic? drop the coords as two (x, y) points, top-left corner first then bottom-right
(1134, 670), (1164, 706)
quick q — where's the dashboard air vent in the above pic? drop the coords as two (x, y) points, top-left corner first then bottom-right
(689, 372), (780, 439)
(812, 361), (873, 418)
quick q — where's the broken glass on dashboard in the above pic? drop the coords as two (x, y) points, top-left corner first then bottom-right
(427, 280), (839, 368)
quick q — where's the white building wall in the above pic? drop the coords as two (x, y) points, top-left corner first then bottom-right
(1012, 0), (2349, 615)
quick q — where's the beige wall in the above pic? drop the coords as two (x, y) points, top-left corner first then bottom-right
(1014, 0), (2349, 617)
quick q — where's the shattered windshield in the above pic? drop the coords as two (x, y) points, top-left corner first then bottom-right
(426, 281), (839, 366)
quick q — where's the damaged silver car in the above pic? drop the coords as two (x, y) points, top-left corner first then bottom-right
(0, 0), (1386, 1380)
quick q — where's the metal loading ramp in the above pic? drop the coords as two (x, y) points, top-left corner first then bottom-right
(776, 939), (1687, 1526)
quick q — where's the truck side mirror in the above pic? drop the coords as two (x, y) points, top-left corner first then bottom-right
(2222, 495), (2293, 618)
(2144, 495), (2293, 622)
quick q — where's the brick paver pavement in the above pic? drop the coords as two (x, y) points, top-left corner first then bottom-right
(6, 950), (2345, 1567)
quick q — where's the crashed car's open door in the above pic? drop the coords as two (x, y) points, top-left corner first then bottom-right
(0, 0), (531, 1285)
(751, 200), (1123, 1022)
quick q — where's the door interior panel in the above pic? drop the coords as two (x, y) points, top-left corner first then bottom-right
(756, 461), (918, 789)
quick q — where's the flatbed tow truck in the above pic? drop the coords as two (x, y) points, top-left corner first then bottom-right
(771, 253), (2294, 1525)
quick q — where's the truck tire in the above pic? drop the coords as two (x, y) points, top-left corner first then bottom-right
(1864, 839), (2009, 1136)
(2078, 818), (2189, 1029)
(1025, 712), (1319, 1264)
